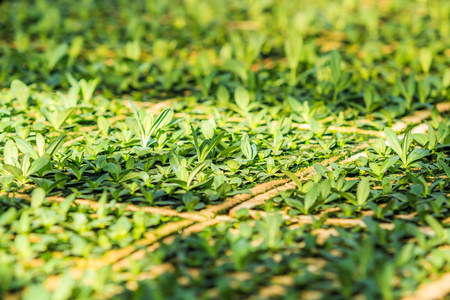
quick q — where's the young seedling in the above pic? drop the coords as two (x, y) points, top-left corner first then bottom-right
(2, 154), (50, 185)
(384, 127), (429, 169)
(129, 100), (173, 148)
(41, 107), (76, 130)
(260, 130), (285, 154)
(168, 161), (211, 191)
(328, 51), (351, 102)
(234, 86), (265, 129)
(191, 124), (224, 163)
(79, 78), (100, 103)
(241, 135), (257, 161)
(280, 169), (320, 214)
(363, 156), (399, 180)
(413, 124), (437, 151)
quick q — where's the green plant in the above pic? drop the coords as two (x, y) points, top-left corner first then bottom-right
(396, 73), (415, 111)
(191, 124), (224, 163)
(241, 135), (257, 161)
(129, 101), (173, 148)
(328, 51), (351, 102)
(0, 0), (449, 298)
(284, 31), (303, 87)
(384, 127), (429, 169)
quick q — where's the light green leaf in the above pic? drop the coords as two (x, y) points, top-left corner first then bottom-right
(4, 139), (18, 166)
(31, 187), (46, 208)
(149, 108), (173, 137)
(25, 155), (50, 177)
(56, 108), (77, 130)
(235, 86), (250, 112)
(357, 177), (370, 206)
(384, 127), (402, 158)
(48, 43), (68, 70)
(46, 135), (67, 157)
(304, 183), (319, 213)
(281, 169), (303, 190)
(419, 48), (432, 74)
(3, 164), (24, 178)
(380, 156), (399, 173)
(401, 128), (413, 161)
(201, 119), (215, 139)
(11, 79), (30, 107)
(217, 85), (230, 105)
(427, 124), (436, 150)
(36, 133), (45, 157)
(14, 137), (39, 160)
(406, 149), (429, 166)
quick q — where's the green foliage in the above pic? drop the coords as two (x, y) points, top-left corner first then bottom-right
(129, 101), (173, 148)
(0, 0), (449, 299)
(384, 127), (430, 169)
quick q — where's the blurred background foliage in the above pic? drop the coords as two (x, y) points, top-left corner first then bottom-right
(0, 0), (449, 102)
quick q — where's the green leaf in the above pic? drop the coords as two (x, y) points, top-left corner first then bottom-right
(201, 119), (215, 139)
(4, 139), (18, 166)
(380, 156), (400, 173)
(31, 187), (46, 208)
(319, 178), (332, 199)
(225, 60), (247, 82)
(363, 84), (373, 112)
(425, 215), (445, 239)
(11, 79), (30, 107)
(25, 155), (50, 177)
(218, 144), (241, 158)
(419, 48), (432, 74)
(281, 195), (304, 213)
(46, 135), (67, 157)
(48, 43), (68, 70)
(235, 86), (250, 112)
(98, 189), (108, 218)
(313, 164), (329, 178)
(191, 124), (201, 158)
(202, 132), (225, 161)
(357, 177), (370, 206)
(3, 164), (24, 178)
(241, 137), (257, 160)
(149, 108), (173, 137)
(304, 183), (319, 214)
(53, 272), (75, 300)
(103, 163), (121, 175)
(413, 133), (428, 146)
(129, 100), (145, 139)
(36, 133), (45, 156)
(281, 169), (303, 190)
(79, 78), (100, 103)
(427, 124), (436, 150)
(406, 149), (429, 166)
(401, 128), (413, 161)
(118, 172), (140, 183)
(384, 127), (402, 158)
(438, 159), (450, 177)
(329, 51), (342, 85)
(98, 116), (110, 135)
(369, 163), (381, 177)
(217, 85), (230, 105)
(14, 137), (39, 160)
(56, 108), (77, 130)
(0, 207), (17, 227)
(15, 234), (32, 259)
